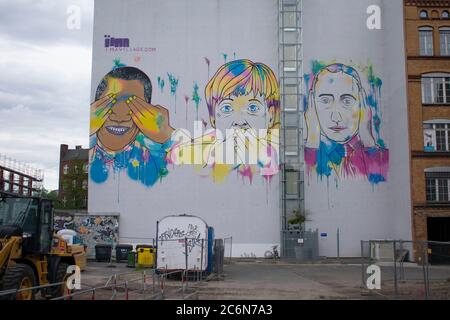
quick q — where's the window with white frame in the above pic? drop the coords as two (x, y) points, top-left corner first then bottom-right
(422, 74), (450, 104)
(419, 27), (434, 56)
(440, 27), (450, 56)
(426, 171), (450, 203)
(63, 164), (69, 175)
(424, 121), (450, 151)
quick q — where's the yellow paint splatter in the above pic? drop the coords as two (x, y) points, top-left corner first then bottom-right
(132, 159), (140, 167)
(212, 164), (231, 183)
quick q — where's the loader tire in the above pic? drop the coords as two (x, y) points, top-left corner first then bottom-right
(1, 263), (36, 300)
(46, 263), (70, 299)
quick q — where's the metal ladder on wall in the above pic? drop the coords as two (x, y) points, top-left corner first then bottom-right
(278, 0), (305, 258)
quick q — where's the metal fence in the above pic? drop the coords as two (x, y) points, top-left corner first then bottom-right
(282, 229), (319, 260)
(0, 236), (222, 300)
(223, 236), (233, 264)
(360, 240), (450, 300)
(0, 267), (201, 300)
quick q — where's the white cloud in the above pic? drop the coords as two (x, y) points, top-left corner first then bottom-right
(0, 0), (94, 190)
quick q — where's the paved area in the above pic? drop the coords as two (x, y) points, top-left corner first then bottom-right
(64, 260), (450, 300)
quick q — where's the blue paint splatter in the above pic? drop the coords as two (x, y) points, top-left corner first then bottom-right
(157, 76), (165, 93)
(90, 134), (172, 187)
(222, 53), (228, 63)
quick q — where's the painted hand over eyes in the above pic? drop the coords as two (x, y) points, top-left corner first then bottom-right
(90, 93), (116, 135)
(127, 96), (175, 144)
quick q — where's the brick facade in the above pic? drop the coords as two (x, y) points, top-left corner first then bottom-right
(404, 0), (450, 253)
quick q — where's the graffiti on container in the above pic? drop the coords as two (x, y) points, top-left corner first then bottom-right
(73, 215), (119, 257)
(159, 223), (203, 253)
(53, 214), (74, 231)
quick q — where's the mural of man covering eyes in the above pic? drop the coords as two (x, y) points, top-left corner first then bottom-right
(304, 63), (389, 185)
(90, 65), (174, 186)
(168, 59), (280, 183)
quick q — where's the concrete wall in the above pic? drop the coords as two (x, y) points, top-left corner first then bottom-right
(303, 0), (412, 257)
(88, 0), (280, 257)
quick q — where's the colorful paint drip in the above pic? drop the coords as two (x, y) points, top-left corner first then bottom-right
(304, 61), (389, 185)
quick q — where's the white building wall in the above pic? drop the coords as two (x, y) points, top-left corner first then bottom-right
(88, 0), (280, 257)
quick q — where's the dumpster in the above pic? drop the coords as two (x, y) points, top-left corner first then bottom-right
(116, 244), (133, 262)
(137, 245), (155, 268)
(95, 244), (112, 262)
(127, 251), (137, 268)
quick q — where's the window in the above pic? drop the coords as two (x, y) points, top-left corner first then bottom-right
(419, 27), (434, 56)
(82, 180), (88, 190)
(83, 163), (88, 173)
(63, 164), (69, 175)
(426, 171), (450, 203)
(72, 180), (76, 188)
(440, 27), (450, 56)
(420, 10), (428, 19)
(424, 121), (450, 151)
(422, 74), (450, 104)
(443, 11), (450, 19)
(285, 129), (298, 154)
(285, 170), (299, 196)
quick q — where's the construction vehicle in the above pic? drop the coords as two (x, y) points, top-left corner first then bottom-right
(0, 191), (86, 300)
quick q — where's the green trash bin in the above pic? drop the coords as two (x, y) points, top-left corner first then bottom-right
(127, 251), (136, 268)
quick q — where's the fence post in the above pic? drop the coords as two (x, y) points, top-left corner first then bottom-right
(393, 240), (398, 296)
(125, 281), (129, 300)
(361, 240), (365, 288)
(91, 288), (96, 300)
(142, 270), (147, 298)
(185, 237), (188, 271)
(152, 270), (155, 293)
(200, 239), (204, 281)
(230, 236), (233, 264)
(337, 228), (340, 261)
(421, 242), (429, 300)
(113, 274), (117, 300)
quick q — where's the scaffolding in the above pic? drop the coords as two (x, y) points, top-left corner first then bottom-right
(278, 0), (305, 257)
(0, 153), (44, 196)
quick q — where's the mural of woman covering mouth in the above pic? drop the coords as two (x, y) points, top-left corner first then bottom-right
(304, 62), (389, 185)
(89, 65), (174, 186)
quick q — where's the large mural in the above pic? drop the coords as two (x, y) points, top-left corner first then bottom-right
(89, 64), (174, 187)
(90, 59), (280, 186)
(304, 61), (389, 186)
(167, 59), (280, 184)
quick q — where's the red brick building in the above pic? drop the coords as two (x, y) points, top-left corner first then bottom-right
(58, 144), (89, 209)
(404, 0), (450, 255)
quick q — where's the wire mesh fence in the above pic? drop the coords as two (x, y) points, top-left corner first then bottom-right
(223, 236), (233, 264)
(361, 240), (450, 300)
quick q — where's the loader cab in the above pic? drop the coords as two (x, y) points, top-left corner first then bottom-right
(0, 192), (53, 254)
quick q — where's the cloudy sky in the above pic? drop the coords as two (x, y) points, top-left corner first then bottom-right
(0, 0), (94, 190)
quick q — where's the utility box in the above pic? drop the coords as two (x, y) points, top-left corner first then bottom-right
(156, 215), (210, 272)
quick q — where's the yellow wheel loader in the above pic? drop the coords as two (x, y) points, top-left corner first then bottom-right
(0, 191), (86, 300)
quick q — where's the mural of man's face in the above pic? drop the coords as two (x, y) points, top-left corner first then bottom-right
(314, 71), (361, 144)
(212, 93), (273, 134)
(97, 78), (142, 152)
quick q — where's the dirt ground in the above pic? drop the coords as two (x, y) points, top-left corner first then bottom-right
(53, 260), (450, 300)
